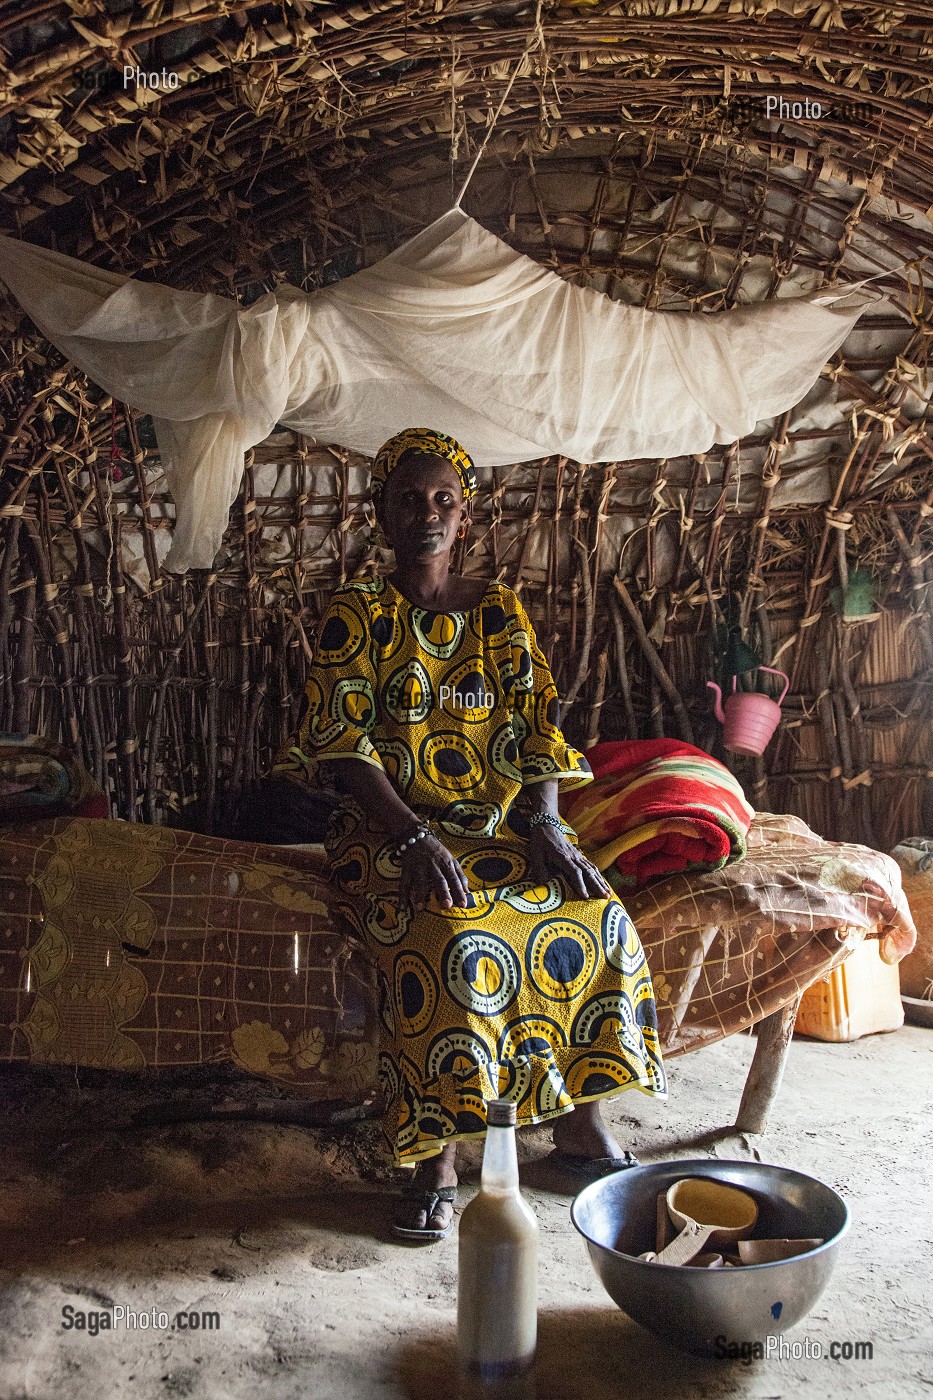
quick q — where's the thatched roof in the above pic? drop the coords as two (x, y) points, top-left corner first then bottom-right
(2, 0), (932, 281)
(2, 2), (933, 848)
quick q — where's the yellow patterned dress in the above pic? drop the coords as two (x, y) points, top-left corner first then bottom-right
(288, 576), (666, 1163)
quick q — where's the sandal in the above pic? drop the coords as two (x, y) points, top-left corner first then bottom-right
(546, 1149), (640, 1183)
(392, 1184), (458, 1242)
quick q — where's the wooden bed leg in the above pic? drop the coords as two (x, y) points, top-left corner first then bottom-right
(734, 994), (802, 1135)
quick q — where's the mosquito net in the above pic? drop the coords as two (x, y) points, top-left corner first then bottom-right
(0, 208), (880, 572)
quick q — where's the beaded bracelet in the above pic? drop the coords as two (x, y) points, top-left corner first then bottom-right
(527, 811), (563, 831)
(394, 820), (431, 859)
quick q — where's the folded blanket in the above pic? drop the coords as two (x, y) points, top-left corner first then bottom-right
(0, 733), (108, 823)
(560, 739), (754, 890)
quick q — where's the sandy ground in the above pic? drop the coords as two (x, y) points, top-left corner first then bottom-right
(0, 1023), (930, 1400)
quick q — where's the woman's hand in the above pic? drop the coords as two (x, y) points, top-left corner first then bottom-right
(398, 831), (471, 912)
(526, 823), (612, 900)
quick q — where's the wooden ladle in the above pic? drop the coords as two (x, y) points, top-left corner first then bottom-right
(651, 1178), (759, 1267)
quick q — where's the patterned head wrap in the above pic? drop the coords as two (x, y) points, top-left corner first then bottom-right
(371, 428), (477, 506)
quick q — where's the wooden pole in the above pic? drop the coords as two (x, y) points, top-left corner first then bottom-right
(613, 576), (695, 744)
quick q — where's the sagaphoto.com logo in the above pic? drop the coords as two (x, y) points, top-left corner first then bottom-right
(61, 1304), (221, 1336)
(715, 1333), (874, 1365)
(721, 93), (877, 126)
(67, 66), (234, 99)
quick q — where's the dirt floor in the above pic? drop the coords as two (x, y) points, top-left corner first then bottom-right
(0, 1022), (930, 1400)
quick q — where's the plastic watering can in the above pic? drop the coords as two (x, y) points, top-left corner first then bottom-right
(706, 667), (790, 756)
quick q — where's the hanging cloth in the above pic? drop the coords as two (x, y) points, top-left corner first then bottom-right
(0, 209), (882, 572)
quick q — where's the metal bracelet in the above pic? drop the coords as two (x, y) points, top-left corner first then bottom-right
(527, 811), (563, 831)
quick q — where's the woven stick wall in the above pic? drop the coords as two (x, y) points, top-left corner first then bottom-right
(2, 1), (933, 848)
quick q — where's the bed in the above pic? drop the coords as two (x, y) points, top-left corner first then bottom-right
(0, 810), (914, 1132)
(626, 811), (915, 1128)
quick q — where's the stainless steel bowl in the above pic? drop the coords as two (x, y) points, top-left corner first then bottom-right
(571, 1159), (849, 1356)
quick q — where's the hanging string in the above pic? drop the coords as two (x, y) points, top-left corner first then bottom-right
(453, 7), (544, 211)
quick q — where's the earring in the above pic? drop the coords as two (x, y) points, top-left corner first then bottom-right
(457, 526), (468, 539)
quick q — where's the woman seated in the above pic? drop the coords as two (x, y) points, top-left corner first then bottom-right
(283, 428), (667, 1240)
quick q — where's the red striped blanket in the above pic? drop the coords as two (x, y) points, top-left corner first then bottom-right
(560, 739), (754, 890)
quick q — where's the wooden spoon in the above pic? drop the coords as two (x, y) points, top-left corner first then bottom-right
(651, 1178), (759, 1267)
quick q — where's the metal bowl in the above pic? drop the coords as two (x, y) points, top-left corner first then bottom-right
(571, 1159), (849, 1356)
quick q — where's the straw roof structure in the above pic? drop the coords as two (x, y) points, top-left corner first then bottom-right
(2, 0), (933, 848)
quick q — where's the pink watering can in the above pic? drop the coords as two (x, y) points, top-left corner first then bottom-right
(706, 668), (790, 756)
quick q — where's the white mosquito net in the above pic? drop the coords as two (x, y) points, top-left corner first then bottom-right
(0, 208), (881, 572)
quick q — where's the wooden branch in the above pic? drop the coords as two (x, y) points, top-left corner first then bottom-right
(586, 650), (609, 751)
(0, 516), (22, 728)
(612, 575), (694, 744)
(609, 596), (638, 741)
(735, 995), (801, 1135)
(563, 535), (594, 707)
(144, 573), (215, 824)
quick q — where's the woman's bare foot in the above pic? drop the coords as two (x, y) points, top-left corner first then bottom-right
(394, 1142), (459, 1235)
(550, 1100), (629, 1160)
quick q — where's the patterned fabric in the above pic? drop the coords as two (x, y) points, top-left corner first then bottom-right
(0, 818), (376, 1096)
(288, 577), (592, 801)
(0, 733), (108, 822)
(295, 577), (667, 1162)
(561, 739), (754, 890)
(628, 812), (916, 1057)
(371, 427), (477, 505)
(0, 813), (915, 1114)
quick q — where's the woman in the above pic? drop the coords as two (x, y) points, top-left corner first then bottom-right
(287, 428), (666, 1240)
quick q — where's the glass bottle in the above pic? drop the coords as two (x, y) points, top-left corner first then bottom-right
(457, 1098), (539, 1385)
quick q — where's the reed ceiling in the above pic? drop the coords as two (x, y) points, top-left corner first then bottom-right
(2, 0), (933, 847)
(1, 0), (932, 280)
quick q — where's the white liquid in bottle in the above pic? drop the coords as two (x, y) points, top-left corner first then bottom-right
(457, 1099), (539, 1385)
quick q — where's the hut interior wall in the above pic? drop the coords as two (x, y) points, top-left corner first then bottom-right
(2, 407), (932, 851)
(3, 138), (933, 854)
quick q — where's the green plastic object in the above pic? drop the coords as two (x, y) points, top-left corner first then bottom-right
(830, 569), (878, 621)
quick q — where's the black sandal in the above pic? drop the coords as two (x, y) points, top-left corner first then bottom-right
(546, 1150), (640, 1183)
(392, 1184), (458, 1242)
